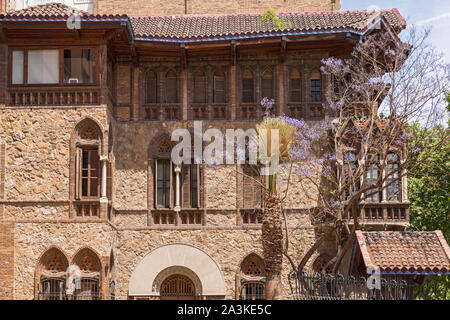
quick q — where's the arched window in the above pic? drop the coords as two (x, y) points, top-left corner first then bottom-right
(365, 154), (381, 202)
(155, 139), (173, 209)
(239, 254), (265, 300)
(213, 69), (226, 103)
(165, 70), (178, 104)
(145, 70), (158, 103)
(193, 69), (207, 103)
(343, 152), (358, 201)
(310, 69), (322, 102)
(387, 153), (401, 201)
(261, 68), (274, 100)
(72, 248), (102, 300)
(37, 248), (69, 300)
(289, 68), (301, 102)
(242, 69), (254, 103)
(73, 119), (103, 218)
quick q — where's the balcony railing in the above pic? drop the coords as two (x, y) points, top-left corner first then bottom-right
(152, 209), (203, 226)
(74, 201), (100, 218)
(143, 104), (181, 121)
(345, 202), (409, 224)
(7, 87), (101, 106)
(189, 104), (228, 120)
(241, 209), (263, 225)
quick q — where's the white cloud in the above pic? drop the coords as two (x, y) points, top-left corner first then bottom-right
(415, 12), (450, 26)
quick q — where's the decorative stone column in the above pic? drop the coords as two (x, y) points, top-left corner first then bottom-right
(174, 165), (181, 212)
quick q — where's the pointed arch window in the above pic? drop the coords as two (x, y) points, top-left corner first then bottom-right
(289, 68), (301, 102)
(193, 69), (207, 103)
(165, 70), (178, 104)
(261, 68), (274, 100)
(343, 152), (358, 201)
(311, 69), (322, 102)
(365, 154), (381, 202)
(387, 153), (401, 201)
(242, 69), (254, 103)
(213, 70), (226, 103)
(239, 254), (265, 300)
(74, 121), (101, 202)
(72, 248), (102, 300)
(145, 70), (158, 104)
(37, 248), (69, 300)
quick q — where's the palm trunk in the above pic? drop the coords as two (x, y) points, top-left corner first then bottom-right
(262, 191), (283, 300)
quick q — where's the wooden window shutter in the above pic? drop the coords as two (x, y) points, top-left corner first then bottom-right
(181, 165), (190, 208)
(75, 146), (82, 200)
(290, 68), (301, 102)
(214, 71), (225, 103)
(154, 159), (158, 208)
(194, 70), (207, 103)
(261, 69), (274, 99)
(107, 161), (112, 200)
(169, 160), (173, 208)
(146, 71), (158, 103)
(243, 174), (253, 208)
(165, 70), (178, 104)
(242, 69), (254, 103)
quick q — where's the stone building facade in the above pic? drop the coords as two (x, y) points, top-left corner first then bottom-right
(2, 0), (341, 15)
(0, 2), (449, 300)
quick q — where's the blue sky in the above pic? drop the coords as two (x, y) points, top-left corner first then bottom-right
(342, 0), (450, 61)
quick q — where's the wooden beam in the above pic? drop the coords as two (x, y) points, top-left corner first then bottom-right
(131, 44), (138, 67)
(280, 36), (287, 63)
(180, 44), (187, 69)
(231, 40), (236, 66)
(0, 27), (6, 43)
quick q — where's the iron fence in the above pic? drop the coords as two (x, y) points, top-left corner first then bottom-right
(288, 271), (417, 300)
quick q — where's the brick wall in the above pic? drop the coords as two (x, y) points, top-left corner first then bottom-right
(96, 0), (341, 16)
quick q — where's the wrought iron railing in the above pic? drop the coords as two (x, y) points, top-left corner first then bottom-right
(288, 271), (416, 300)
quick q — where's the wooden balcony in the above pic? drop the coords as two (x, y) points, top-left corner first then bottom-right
(189, 104), (228, 120)
(346, 202), (409, 225)
(7, 87), (101, 106)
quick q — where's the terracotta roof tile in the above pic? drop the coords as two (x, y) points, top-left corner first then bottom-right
(131, 9), (405, 40)
(2, 4), (406, 42)
(356, 231), (450, 274)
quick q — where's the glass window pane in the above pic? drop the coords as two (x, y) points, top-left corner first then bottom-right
(12, 51), (24, 84)
(28, 50), (59, 84)
(64, 49), (94, 84)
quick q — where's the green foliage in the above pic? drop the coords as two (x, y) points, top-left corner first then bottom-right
(261, 9), (291, 31)
(446, 92), (450, 112)
(408, 122), (450, 300)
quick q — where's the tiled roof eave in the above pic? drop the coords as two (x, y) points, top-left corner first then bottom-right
(134, 28), (363, 43)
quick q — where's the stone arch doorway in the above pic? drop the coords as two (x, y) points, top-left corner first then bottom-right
(128, 243), (226, 299)
(160, 274), (196, 300)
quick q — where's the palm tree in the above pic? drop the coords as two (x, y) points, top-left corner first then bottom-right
(256, 117), (294, 300)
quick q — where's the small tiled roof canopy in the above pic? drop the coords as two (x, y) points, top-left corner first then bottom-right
(356, 231), (450, 275)
(1, 3), (406, 42)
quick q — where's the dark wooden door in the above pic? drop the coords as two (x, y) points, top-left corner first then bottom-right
(160, 274), (196, 300)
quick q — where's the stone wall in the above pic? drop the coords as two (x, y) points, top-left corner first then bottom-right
(0, 108), (108, 202)
(95, 0), (341, 16)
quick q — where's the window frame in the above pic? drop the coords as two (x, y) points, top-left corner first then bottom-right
(8, 46), (99, 87)
(75, 145), (101, 200)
